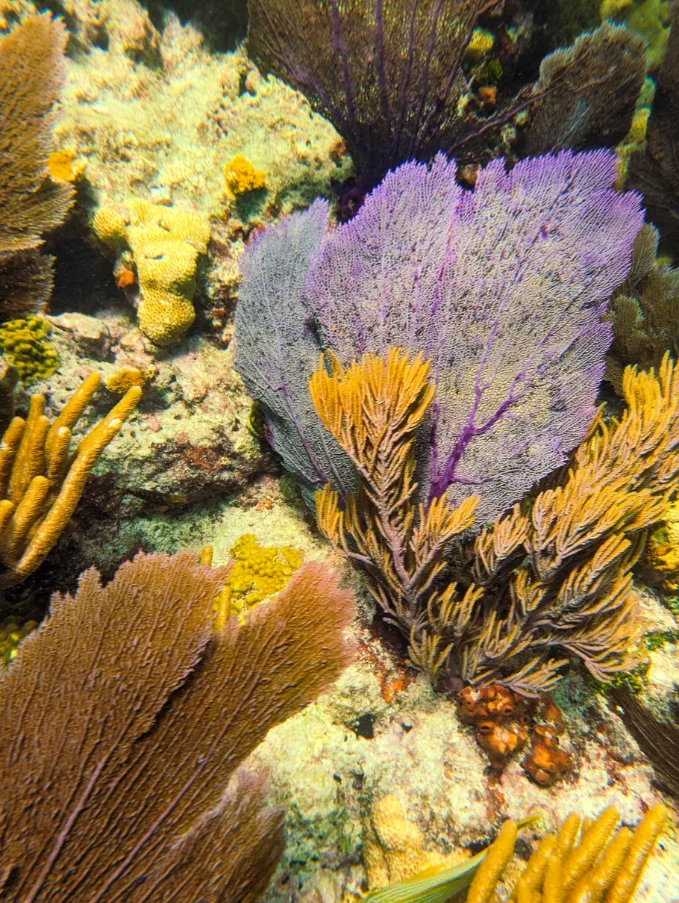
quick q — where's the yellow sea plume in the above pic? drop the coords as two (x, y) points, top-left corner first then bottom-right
(224, 155), (266, 201)
(0, 373), (141, 588)
(92, 199), (211, 346)
(646, 499), (679, 594)
(313, 349), (679, 696)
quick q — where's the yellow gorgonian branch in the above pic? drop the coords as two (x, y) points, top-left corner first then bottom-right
(312, 349), (679, 696)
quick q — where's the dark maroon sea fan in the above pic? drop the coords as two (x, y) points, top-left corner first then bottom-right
(247, 1), (645, 189)
(234, 149), (644, 523)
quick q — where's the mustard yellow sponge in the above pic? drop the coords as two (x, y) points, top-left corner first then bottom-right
(47, 148), (86, 184)
(224, 155), (267, 201)
(0, 315), (59, 384)
(214, 533), (303, 624)
(0, 616), (38, 666)
(105, 365), (156, 395)
(647, 500), (679, 594)
(92, 199), (211, 346)
(464, 27), (495, 60)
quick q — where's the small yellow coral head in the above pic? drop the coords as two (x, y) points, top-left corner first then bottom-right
(0, 315), (59, 384)
(92, 204), (131, 249)
(105, 366), (156, 395)
(93, 200), (210, 346)
(48, 148), (86, 184)
(224, 154), (266, 201)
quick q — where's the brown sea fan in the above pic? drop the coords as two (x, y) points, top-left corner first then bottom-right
(0, 551), (356, 902)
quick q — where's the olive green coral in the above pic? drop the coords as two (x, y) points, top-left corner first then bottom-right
(0, 315), (59, 384)
(0, 615), (37, 666)
(92, 199), (211, 346)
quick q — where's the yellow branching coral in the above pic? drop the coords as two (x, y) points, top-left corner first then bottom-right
(312, 348), (479, 649)
(92, 199), (211, 346)
(363, 805), (670, 903)
(0, 315), (59, 384)
(223, 155), (266, 201)
(646, 499), (679, 594)
(0, 373), (141, 588)
(313, 349), (679, 696)
(211, 533), (303, 628)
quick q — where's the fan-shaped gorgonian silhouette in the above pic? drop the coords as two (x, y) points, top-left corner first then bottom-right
(248, 0), (645, 188)
(0, 551), (355, 902)
(234, 149), (643, 523)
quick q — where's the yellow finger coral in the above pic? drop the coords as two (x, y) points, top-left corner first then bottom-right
(224, 154), (266, 201)
(364, 805), (671, 903)
(0, 373), (141, 588)
(211, 533), (303, 627)
(0, 315), (59, 384)
(92, 199), (211, 346)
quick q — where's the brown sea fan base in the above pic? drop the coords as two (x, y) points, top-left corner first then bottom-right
(0, 551), (356, 902)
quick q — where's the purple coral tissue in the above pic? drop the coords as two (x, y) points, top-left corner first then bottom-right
(235, 150), (643, 523)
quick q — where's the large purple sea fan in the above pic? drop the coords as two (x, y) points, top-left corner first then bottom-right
(234, 150), (643, 522)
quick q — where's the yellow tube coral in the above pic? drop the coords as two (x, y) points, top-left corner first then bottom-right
(0, 374), (141, 588)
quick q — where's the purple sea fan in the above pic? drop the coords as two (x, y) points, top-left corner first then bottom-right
(306, 150), (644, 522)
(234, 149), (643, 523)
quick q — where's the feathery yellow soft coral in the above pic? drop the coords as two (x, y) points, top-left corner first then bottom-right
(0, 373), (141, 588)
(212, 533), (303, 627)
(224, 155), (267, 201)
(646, 499), (679, 594)
(92, 199), (211, 346)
